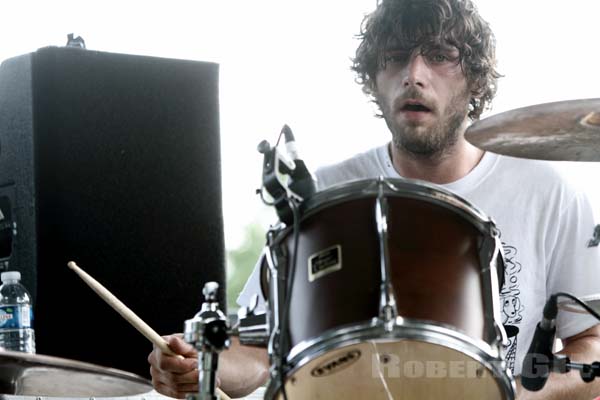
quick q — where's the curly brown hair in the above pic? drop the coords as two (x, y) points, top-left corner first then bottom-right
(352, 0), (501, 120)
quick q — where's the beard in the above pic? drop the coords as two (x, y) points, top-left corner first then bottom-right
(381, 87), (470, 159)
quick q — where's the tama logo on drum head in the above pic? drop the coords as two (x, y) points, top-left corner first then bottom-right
(311, 349), (361, 377)
(308, 245), (342, 282)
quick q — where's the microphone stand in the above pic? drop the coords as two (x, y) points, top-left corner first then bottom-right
(545, 354), (600, 382)
(255, 125), (315, 400)
(523, 292), (600, 391)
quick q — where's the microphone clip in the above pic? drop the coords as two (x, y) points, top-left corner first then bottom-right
(257, 125), (316, 225)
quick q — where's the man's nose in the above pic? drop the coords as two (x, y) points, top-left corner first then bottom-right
(402, 54), (429, 88)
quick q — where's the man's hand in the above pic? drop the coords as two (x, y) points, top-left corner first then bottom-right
(148, 334), (268, 399)
(148, 334), (200, 399)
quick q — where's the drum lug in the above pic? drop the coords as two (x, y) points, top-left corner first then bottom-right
(380, 289), (398, 331)
(264, 230), (294, 372)
(264, 243), (282, 358)
(479, 228), (509, 349)
(375, 177), (398, 327)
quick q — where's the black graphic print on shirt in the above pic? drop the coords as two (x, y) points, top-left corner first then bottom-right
(499, 241), (523, 373)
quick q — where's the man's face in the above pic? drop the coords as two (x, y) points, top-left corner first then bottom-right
(374, 44), (472, 157)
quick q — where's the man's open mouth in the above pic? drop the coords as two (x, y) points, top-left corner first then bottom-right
(401, 101), (432, 112)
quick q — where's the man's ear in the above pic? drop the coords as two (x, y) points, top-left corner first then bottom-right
(470, 80), (485, 99)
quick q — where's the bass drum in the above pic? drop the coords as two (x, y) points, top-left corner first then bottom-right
(262, 178), (514, 400)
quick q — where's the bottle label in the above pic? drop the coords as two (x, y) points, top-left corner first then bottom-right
(0, 305), (32, 329)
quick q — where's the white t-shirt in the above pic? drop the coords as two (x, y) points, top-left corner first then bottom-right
(237, 144), (600, 377)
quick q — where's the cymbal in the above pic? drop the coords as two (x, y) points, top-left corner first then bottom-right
(465, 98), (600, 161)
(558, 294), (600, 315)
(0, 350), (152, 396)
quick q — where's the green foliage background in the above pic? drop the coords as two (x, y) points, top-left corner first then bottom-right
(226, 222), (267, 311)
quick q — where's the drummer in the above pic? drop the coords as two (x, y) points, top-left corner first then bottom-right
(148, 0), (600, 398)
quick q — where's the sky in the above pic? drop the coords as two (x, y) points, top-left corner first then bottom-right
(1, 0), (599, 249)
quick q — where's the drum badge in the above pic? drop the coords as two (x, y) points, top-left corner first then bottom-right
(308, 245), (342, 282)
(310, 350), (361, 377)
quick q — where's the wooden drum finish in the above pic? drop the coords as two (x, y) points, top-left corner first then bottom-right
(284, 197), (381, 349)
(274, 182), (489, 349)
(387, 196), (486, 342)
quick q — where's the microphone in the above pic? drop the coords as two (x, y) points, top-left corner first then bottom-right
(282, 124), (299, 160)
(257, 124), (315, 225)
(521, 294), (559, 391)
(281, 124), (316, 200)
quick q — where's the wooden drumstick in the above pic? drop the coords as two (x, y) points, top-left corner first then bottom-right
(67, 261), (232, 400)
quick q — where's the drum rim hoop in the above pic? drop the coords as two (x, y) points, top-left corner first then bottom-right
(300, 178), (496, 234)
(268, 318), (515, 399)
(286, 317), (501, 364)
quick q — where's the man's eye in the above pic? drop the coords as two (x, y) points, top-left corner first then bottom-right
(430, 53), (448, 63)
(426, 50), (459, 65)
(384, 53), (408, 63)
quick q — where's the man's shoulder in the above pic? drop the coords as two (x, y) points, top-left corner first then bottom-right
(494, 154), (565, 183)
(493, 154), (582, 203)
(314, 144), (389, 190)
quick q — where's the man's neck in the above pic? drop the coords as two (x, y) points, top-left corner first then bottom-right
(389, 139), (485, 184)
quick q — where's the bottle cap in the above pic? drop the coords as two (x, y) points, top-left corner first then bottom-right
(1, 271), (21, 282)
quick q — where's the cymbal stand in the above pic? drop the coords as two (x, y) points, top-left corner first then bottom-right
(184, 282), (231, 400)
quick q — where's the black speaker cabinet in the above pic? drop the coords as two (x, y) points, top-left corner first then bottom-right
(0, 46), (225, 378)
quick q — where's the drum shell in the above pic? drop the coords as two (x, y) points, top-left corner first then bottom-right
(261, 179), (513, 400)
(263, 180), (498, 354)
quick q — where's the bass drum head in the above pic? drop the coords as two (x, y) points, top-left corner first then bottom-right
(269, 339), (509, 400)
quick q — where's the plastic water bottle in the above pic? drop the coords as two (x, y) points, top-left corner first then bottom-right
(0, 271), (36, 353)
